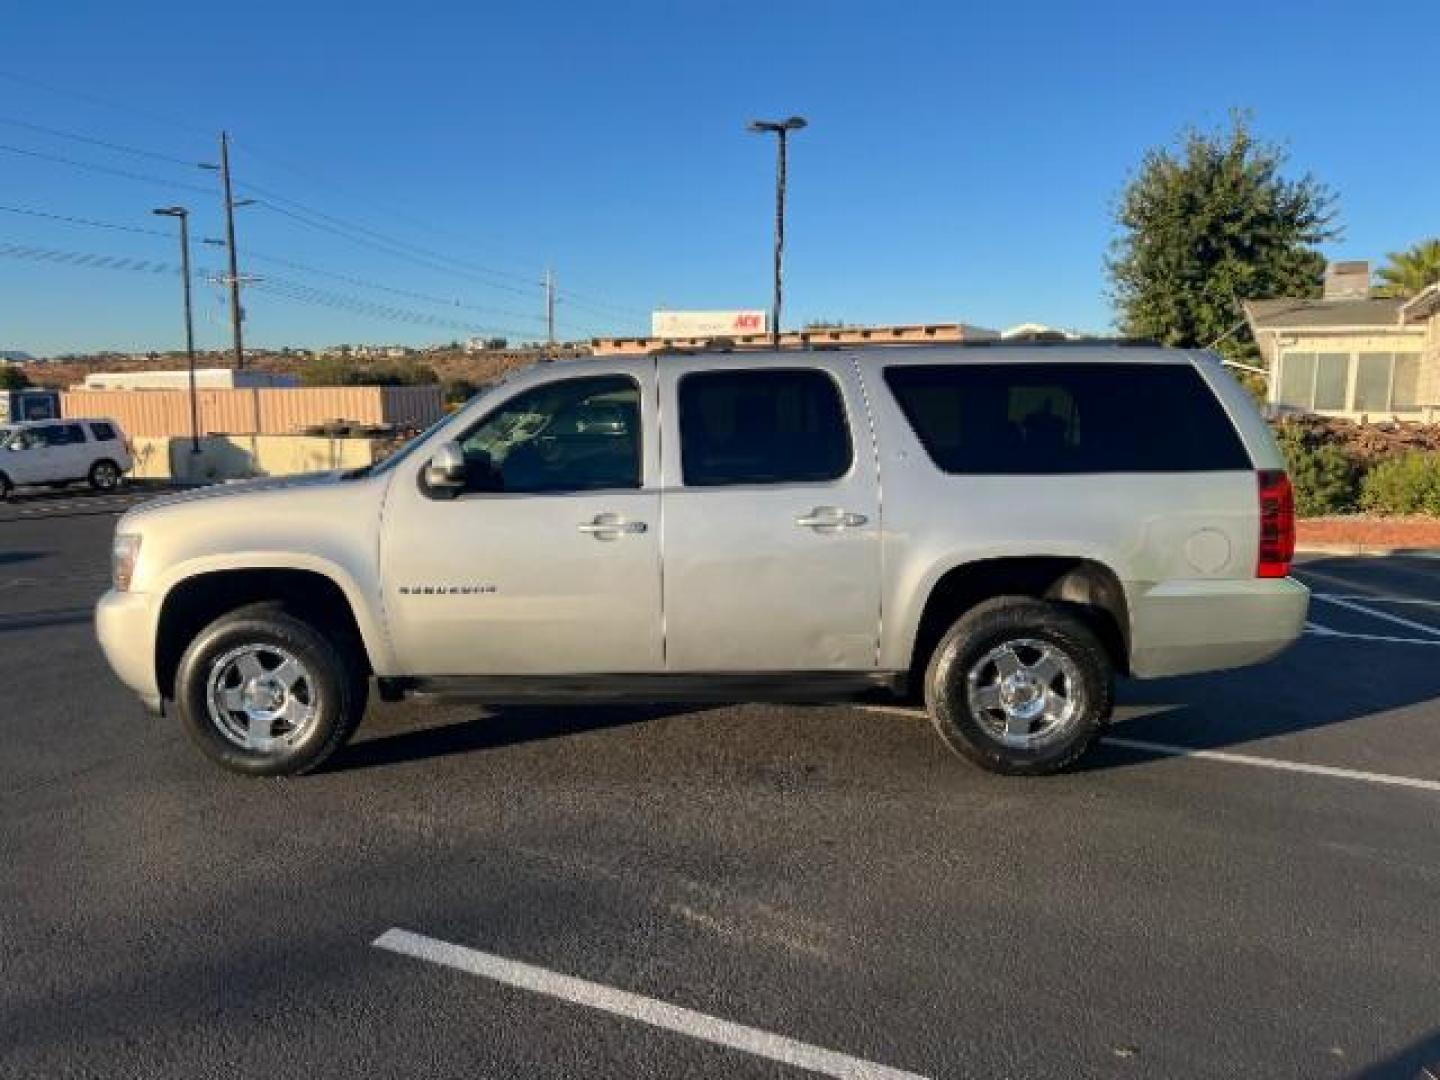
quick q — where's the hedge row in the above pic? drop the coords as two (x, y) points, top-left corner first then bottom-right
(1274, 425), (1440, 516)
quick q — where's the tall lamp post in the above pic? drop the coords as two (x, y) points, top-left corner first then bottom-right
(152, 206), (201, 453)
(746, 115), (807, 348)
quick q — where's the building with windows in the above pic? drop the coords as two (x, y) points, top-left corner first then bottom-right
(1245, 264), (1440, 421)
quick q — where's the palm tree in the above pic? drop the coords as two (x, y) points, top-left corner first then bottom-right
(1375, 239), (1440, 298)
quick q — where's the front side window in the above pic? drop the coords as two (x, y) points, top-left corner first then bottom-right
(456, 375), (641, 493)
(678, 368), (852, 487)
(884, 362), (1251, 474)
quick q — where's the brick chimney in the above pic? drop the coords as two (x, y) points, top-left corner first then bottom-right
(1323, 260), (1371, 300)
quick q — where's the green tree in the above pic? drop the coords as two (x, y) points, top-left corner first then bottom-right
(0, 365), (31, 390)
(1107, 114), (1339, 362)
(1374, 239), (1440, 299)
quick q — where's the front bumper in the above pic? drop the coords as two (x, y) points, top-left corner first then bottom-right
(95, 588), (162, 713)
(1128, 576), (1310, 678)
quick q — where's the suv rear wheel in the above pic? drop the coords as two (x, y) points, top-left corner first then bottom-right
(89, 460), (122, 491)
(924, 596), (1112, 775)
(173, 604), (367, 776)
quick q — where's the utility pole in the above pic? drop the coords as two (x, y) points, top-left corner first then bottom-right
(215, 131), (245, 369)
(152, 206), (201, 453)
(747, 116), (807, 348)
(543, 267), (556, 360)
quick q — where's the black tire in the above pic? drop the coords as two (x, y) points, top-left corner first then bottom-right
(925, 596), (1113, 776)
(0, 473), (11, 501)
(89, 459), (122, 491)
(173, 604), (367, 777)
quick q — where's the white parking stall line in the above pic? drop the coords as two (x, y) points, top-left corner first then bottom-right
(853, 706), (1440, 792)
(373, 928), (932, 1080)
(1317, 594), (1440, 609)
(1304, 621), (1440, 647)
(1103, 737), (1440, 793)
(1312, 594), (1440, 639)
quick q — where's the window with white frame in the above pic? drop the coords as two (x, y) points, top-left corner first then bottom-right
(1276, 350), (1423, 413)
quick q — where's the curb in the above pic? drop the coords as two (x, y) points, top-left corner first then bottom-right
(1295, 543), (1440, 557)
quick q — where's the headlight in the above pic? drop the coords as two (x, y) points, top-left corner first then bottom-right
(112, 533), (142, 591)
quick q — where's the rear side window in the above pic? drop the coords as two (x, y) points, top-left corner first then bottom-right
(679, 368), (852, 486)
(883, 362), (1251, 474)
(89, 422), (117, 442)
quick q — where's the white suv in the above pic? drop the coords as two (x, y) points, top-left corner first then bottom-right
(0, 418), (132, 499)
(96, 345), (1307, 777)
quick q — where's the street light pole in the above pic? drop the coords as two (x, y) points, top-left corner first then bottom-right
(747, 116), (807, 348)
(152, 206), (201, 453)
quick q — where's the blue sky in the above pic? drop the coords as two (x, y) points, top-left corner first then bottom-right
(1, 0), (1435, 355)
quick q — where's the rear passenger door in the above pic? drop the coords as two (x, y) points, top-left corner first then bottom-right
(658, 359), (881, 672)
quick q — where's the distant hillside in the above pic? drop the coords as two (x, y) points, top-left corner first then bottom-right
(1, 350), (34, 363)
(19, 346), (588, 391)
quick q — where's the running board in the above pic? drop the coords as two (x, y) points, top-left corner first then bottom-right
(382, 671), (904, 706)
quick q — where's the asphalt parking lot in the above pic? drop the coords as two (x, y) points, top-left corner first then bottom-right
(3, 487), (1439, 1079)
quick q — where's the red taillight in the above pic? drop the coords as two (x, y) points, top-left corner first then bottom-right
(1257, 469), (1295, 578)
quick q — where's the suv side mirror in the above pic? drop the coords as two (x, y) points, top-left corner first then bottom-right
(421, 441), (467, 500)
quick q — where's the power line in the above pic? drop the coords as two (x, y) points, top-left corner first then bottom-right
(0, 69), (213, 137)
(0, 239), (543, 339)
(0, 114), (199, 168)
(249, 277), (537, 338)
(249, 196), (540, 298)
(0, 199), (564, 328)
(0, 240), (179, 274)
(241, 249), (548, 325)
(229, 136), (648, 317)
(240, 179), (540, 292)
(0, 142), (213, 195)
(0, 203), (171, 237)
(0, 99), (647, 318)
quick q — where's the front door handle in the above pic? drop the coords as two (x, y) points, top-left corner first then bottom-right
(795, 506), (868, 531)
(578, 513), (648, 540)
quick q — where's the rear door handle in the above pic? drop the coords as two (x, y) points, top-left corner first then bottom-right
(578, 513), (648, 540)
(795, 506), (868, 530)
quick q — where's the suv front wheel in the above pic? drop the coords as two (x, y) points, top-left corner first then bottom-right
(925, 597), (1113, 775)
(173, 604), (367, 776)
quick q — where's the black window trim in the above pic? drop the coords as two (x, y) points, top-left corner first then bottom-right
(450, 372), (646, 498)
(675, 365), (856, 490)
(881, 360), (1254, 476)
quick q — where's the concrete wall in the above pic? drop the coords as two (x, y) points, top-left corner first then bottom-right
(63, 385), (443, 437)
(129, 435), (382, 484)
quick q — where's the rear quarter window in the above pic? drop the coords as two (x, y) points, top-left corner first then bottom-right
(883, 362), (1252, 474)
(89, 422), (117, 442)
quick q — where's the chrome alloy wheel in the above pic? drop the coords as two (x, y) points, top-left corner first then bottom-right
(965, 637), (1084, 748)
(92, 462), (120, 489)
(206, 644), (318, 752)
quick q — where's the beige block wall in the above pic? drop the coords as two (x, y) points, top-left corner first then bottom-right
(129, 435), (382, 484)
(64, 385), (444, 437)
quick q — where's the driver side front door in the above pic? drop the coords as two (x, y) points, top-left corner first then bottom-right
(380, 360), (663, 677)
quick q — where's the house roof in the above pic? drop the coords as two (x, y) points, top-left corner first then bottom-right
(1401, 282), (1440, 322)
(1244, 297), (1408, 330)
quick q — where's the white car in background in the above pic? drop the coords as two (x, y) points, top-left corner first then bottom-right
(0, 418), (132, 499)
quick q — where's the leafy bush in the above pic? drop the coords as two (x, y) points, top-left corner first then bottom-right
(1273, 425), (1360, 516)
(301, 356), (438, 388)
(1359, 453), (1440, 515)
